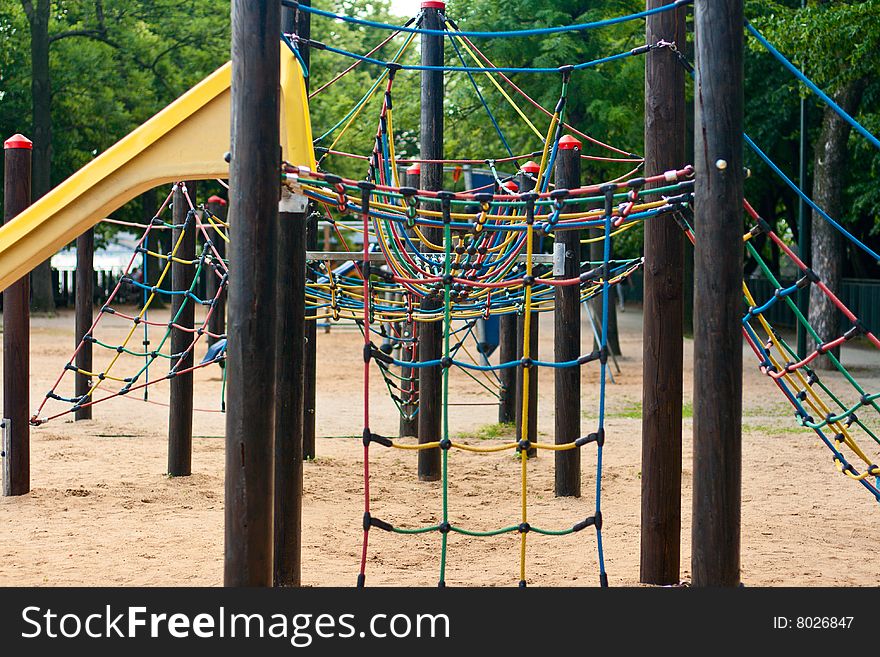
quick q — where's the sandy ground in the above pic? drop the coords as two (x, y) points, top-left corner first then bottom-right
(0, 304), (878, 587)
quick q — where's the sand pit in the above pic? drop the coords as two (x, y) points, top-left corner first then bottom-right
(0, 305), (877, 586)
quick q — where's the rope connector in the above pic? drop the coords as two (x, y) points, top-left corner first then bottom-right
(518, 439), (531, 452)
(572, 515), (597, 532)
(363, 512), (393, 532)
(363, 429), (393, 448)
(518, 522), (531, 534)
(439, 438), (452, 451)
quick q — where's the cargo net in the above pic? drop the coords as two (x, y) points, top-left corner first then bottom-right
(31, 184), (229, 425)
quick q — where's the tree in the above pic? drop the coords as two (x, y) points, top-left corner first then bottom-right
(2, 0), (230, 312)
(755, 0), (880, 368)
(20, 0), (54, 311)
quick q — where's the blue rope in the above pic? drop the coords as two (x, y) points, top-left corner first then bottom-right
(744, 133), (880, 263)
(315, 32), (414, 143)
(745, 22), (880, 151)
(281, 32), (309, 78)
(318, 41), (641, 74)
(282, 0), (686, 39)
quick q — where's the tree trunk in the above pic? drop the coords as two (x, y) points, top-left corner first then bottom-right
(24, 0), (56, 313)
(808, 81), (864, 369)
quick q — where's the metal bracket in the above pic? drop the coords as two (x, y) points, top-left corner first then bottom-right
(279, 184), (308, 214)
(553, 242), (566, 276)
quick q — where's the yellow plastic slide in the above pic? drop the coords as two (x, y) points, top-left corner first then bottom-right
(0, 44), (315, 293)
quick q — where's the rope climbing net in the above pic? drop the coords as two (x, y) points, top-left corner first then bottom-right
(31, 184), (229, 425)
(279, 0), (705, 586)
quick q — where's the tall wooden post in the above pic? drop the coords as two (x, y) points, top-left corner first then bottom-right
(273, 1), (307, 588)
(554, 141), (581, 496)
(399, 164), (421, 438)
(2, 134), (32, 497)
(300, 0), (317, 462)
(206, 195), (227, 346)
(497, 313), (517, 423)
(640, 0), (686, 585)
(168, 181), (196, 477)
(499, 162), (538, 425)
(225, 0), (280, 587)
(515, 164), (538, 456)
(75, 227), (94, 421)
(417, 0), (445, 481)
(692, 0), (744, 587)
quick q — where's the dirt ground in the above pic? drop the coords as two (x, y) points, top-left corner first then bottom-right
(0, 304), (877, 587)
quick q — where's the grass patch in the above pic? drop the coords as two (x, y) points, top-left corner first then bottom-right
(612, 401), (642, 419)
(604, 400), (692, 420)
(742, 422), (807, 436)
(471, 422), (515, 440)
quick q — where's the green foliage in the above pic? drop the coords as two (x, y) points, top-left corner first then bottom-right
(0, 0), (230, 229)
(746, 0), (880, 277)
(1, 0), (877, 276)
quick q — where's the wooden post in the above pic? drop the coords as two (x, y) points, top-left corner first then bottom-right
(75, 227), (94, 421)
(640, 0), (686, 585)
(553, 141), (581, 496)
(206, 195), (227, 346)
(692, 0), (744, 587)
(2, 134), (32, 497)
(225, 0), (280, 587)
(299, 0), (317, 463)
(399, 164), (421, 438)
(497, 313), (517, 423)
(168, 182), (196, 477)
(417, 0), (444, 482)
(515, 164), (538, 457)
(499, 162), (538, 425)
(273, 1), (307, 588)
(303, 214), (318, 461)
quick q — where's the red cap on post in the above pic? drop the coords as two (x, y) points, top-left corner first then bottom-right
(406, 163), (421, 176)
(421, 1), (446, 9)
(521, 160), (541, 174)
(207, 195), (227, 206)
(4, 134), (33, 150)
(501, 180), (519, 193)
(557, 135), (582, 151)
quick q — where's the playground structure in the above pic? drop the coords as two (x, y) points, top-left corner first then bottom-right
(2, 0), (879, 588)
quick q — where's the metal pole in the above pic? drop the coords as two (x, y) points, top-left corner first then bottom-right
(224, 0), (280, 587)
(692, 0), (744, 587)
(2, 134), (32, 497)
(640, 0), (686, 585)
